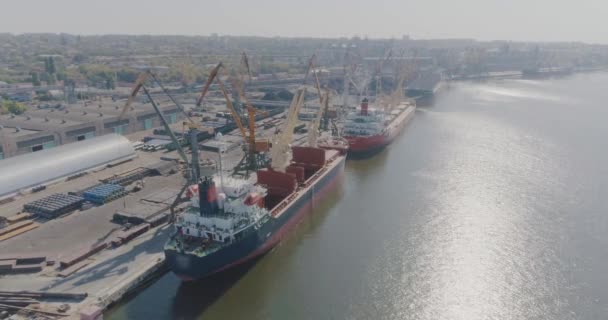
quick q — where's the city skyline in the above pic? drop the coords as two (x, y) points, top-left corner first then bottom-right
(1, 0), (608, 44)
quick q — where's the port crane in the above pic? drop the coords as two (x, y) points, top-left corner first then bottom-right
(386, 51), (418, 109)
(266, 53), (326, 169)
(375, 48), (393, 98)
(270, 87), (307, 171)
(121, 71), (211, 221)
(302, 54), (338, 147)
(342, 49), (358, 109)
(196, 59), (270, 177)
(307, 89), (330, 147)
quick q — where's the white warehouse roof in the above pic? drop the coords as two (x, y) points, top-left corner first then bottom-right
(0, 134), (135, 199)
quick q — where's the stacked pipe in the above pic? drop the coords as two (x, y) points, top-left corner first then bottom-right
(23, 194), (85, 219)
(103, 168), (152, 186)
(83, 184), (127, 204)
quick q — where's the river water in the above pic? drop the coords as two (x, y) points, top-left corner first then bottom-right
(107, 72), (608, 320)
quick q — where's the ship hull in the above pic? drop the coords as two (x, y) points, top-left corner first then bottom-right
(345, 105), (415, 157)
(165, 155), (345, 281)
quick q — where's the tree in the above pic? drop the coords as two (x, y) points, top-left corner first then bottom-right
(36, 91), (53, 101)
(276, 89), (294, 100)
(56, 72), (66, 82)
(31, 72), (41, 86)
(47, 73), (56, 85)
(116, 69), (138, 82)
(48, 57), (56, 74)
(105, 78), (116, 90)
(45, 57), (56, 74)
(73, 53), (86, 63)
(1, 100), (27, 115)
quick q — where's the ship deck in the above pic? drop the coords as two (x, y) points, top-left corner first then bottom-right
(271, 149), (343, 219)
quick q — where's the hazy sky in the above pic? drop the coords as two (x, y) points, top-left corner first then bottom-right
(2, 0), (607, 43)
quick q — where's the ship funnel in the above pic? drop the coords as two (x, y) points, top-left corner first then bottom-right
(198, 177), (219, 215)
(360, 98), (369, 116)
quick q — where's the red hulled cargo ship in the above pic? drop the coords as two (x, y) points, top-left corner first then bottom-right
(343, 98), (415, 156)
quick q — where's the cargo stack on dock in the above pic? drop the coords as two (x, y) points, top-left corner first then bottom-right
(83, 184), (128, 205)
(23, 194), (85, 219)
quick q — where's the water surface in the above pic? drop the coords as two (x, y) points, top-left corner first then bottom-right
(108, 72), (608, 320)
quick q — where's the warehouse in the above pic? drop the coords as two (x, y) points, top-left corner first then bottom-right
(0, 100), (182, 158)
(0, 134), (136, 200)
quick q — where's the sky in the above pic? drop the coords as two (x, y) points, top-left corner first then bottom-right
(1, 0), (608, 43)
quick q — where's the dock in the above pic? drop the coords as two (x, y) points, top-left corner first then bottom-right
(0, 108), (301, 320)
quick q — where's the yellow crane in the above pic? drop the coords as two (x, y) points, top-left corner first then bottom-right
(270, 87), (307, 171)
(196, 60), (269, 176)
(307, 89), (330, 148)
(302, 54), (331, 148)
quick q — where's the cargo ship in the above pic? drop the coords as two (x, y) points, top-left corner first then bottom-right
(164, 145), (346, 281)
(342, 98), (415, 156)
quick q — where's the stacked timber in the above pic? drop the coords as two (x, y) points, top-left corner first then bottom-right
(59, 242), (107, 269)
(0, 221), (39, 242)
(118, 223), (150, 244)
(0, 254), (46, 275)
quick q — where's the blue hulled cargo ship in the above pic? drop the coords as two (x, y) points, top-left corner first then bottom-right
(164, 145), (345, 281)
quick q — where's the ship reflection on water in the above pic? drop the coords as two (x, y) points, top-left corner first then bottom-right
(106, 180), (345, 320)
(169, 184), (345, 319)
(170, 258), (261, 320)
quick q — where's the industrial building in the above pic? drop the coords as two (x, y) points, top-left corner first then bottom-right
(0, 134), (135, 200)
(0, 101), (182, 159)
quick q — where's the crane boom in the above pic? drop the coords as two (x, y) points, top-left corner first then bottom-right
(195, 59), (268, 176)
(120, 72), (189, 164)
(270, 87), (306, 171)
(216, 77), (249, 140)
(375, 48), (393, 97)
(303, 54), (323, 101)
(240, 52), (252, 83)
(308, 89), (329, 147)
(196, 63), (223, 107)
(148, 72), (192, 122)
(120, 72), (150, 118)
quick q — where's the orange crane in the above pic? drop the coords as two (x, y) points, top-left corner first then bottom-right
(196, 61), (269, 176)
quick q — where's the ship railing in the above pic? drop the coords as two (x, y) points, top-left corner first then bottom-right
(271, 192), (298, 217)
